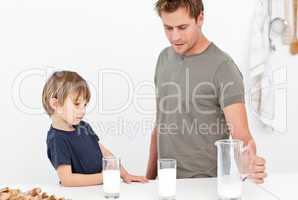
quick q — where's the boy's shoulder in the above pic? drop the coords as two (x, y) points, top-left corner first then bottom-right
(76, 120), (94, 133)
(78, 121), (99, 141)
(46, 120), (97, 142)
(77, 120), (91, 128)
(46, 127), (68, 144)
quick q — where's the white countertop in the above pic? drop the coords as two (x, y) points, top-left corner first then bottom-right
(2, 174), (296, 200)
(261, 173), (298, 200)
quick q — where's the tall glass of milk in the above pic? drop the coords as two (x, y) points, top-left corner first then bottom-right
(158, 159), (176, 200)
(102, 156), (121, 199)
(215, 139), (252, 200)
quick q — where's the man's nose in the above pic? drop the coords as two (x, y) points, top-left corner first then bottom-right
(172, 29), (181, 42)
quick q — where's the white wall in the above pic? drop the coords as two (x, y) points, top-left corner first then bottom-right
(0, 0), (297, 184)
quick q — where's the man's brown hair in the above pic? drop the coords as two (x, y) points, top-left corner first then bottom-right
(155, 0), (204, 19)
(42, 71), (91, 116)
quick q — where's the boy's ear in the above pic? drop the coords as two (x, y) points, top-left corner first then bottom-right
(49, 97), (59, 111)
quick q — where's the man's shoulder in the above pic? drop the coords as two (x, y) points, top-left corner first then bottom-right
(207, 43), (234, 64)
(158, 46), (173, 60)
(203, 43), (239, 75)
(209, 44), (242, 81)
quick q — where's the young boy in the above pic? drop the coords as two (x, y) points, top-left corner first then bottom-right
(42, 70), (148, 187)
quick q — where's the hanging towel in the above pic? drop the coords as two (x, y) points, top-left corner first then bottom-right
(247, 0), (274, 129)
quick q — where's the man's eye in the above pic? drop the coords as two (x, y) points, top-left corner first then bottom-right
(179, 26), (187, 30)
(165, 26), (173, 31)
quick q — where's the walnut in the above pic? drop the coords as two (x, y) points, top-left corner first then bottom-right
(0, 187), (65, 200)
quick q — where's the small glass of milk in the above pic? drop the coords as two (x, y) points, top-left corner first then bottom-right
(158, 159), (177, 200)
(103, 156), (121, 199)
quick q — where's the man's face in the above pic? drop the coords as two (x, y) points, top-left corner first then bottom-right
(160, 7), (203, 55)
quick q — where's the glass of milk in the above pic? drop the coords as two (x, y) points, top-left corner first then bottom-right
(215, 139), (251, 200)
(102, 156), (121, 199)
(158, 159), (176, 200)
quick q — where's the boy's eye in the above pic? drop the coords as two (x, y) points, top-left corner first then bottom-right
(74, 102), (80, 106)
(74, 102), (87, 107)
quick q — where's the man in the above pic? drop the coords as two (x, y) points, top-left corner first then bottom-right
(146, 0), (267, 184)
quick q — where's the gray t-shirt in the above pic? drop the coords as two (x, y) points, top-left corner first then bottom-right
(155, 43), (245, 178)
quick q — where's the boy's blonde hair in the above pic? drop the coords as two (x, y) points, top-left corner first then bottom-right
(42, 71), (91, 116)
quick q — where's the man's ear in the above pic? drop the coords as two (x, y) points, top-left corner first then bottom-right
(49, 97), (59, 112)
(196, 12), (204, 26)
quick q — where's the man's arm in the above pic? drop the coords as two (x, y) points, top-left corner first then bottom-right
(57, 165), (102, 187)
(223, 103), (254, 148)
(146, 128), (158, 180)
(223, 103), (267, 184)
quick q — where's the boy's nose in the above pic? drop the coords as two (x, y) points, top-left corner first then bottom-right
(78, 107), (86, 116)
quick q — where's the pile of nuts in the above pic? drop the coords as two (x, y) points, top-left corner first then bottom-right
(0, 187), (65, 200)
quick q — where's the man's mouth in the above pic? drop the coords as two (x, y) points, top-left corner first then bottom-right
(173, 43), (184, 47)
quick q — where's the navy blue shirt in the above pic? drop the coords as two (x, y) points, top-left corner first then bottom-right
(46, 121), (103, 174)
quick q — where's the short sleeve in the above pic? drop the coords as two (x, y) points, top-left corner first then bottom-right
(214, 58), (245, 109)
(47, 138), (71, 169)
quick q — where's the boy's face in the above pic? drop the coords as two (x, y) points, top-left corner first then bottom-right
(160, 7), (204, 55)
(56, 94), (87, 126)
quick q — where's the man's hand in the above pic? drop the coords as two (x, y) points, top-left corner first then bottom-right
(249, 155), (267, 184)
(223, 104), (267, 184)
(122, 173), (149, 184)
(245, 140), (267, 184)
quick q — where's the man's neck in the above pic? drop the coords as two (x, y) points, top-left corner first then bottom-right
(184, 34), (210, 56)
(51, 115), (75, 131)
